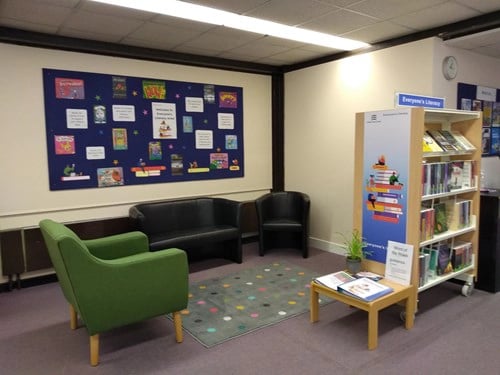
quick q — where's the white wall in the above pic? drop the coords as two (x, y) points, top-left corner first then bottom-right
(0, 43), (273, 230)
(284, 37), (500, 253)
(432, 39), (500, 189)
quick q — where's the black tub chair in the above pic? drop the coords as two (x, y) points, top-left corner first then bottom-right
(255, 191), (310, 258)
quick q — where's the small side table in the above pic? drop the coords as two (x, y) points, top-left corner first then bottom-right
(310, 279), (415, 350)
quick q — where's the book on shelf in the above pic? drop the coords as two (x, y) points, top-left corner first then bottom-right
(433, 202), (448, 234)
(427, 130), (459, 152)
(418, 253), (430, 286)
(448, 161), (465, 190)
(420, 207), (435, 241)
(337, 277), (393, 302)
(422, 247), (438, 279)
(445, 198), (472, 230)
(314, 271), (356, 290)
(432, 242), (453, 275)
(438, 130), (469, 152)
(422, 162), (449, 195)
(451, 241), (473, 270)
(448, 130), (476, 152)
(423, 132), (444, 153)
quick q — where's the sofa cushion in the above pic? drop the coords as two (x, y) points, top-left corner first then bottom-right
(149, 226), (239, 251)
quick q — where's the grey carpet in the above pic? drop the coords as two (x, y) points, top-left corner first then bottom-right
(1, 242), (499, 375)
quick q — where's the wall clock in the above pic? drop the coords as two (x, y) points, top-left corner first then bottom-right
(442, 56), (458, 80)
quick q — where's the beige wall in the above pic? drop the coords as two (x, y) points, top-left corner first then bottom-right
(284, 37), (500, 254)
(0, 43), (273, 230)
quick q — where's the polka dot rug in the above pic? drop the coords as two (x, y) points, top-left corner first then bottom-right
(173, 261), (333, 347)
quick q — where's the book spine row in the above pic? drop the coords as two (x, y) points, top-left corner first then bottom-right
(421, 160), (476, 196)
(419, 241), (473, 286)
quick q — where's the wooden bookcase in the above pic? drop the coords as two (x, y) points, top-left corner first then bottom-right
(353, 107), (482, 311)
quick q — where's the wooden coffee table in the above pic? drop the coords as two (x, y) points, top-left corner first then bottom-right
(310, 279), (415, 350)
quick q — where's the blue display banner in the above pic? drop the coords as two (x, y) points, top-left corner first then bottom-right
(396, 93), (445, 108)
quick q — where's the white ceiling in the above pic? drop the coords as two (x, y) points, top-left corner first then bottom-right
(1, 0), (500, 67)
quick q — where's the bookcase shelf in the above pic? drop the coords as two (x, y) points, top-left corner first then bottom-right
(420, 216), (476, 247)
(354, 107), (482, 315)
(418, 257), (475, 293)
(422, 187), (477, 201)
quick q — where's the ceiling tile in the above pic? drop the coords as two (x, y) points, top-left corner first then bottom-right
(342, 21), (415, 44)
(0, 0), (73, 27)
(303, 8), (377, 35)
(61, 10), (144, 37)
(184, 0), (270, 14)
(391, 2), (481, 30)
(245, 0), (337, 26)
(80, 1), (156, 21)
(347, 0), (448, 20)
(124, 22), (205, 47)
(455, 0), (500, 13)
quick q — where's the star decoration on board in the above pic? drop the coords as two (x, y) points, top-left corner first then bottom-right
(133, 130), (139, 135)
(168, 144), (173, 149)
(216, 147), (221, 152)
(113, 160), (119, 166)
(143, 109), (148, 115)
(132, 90), (138, 96)
(95, 95), (101, 101)
(98, 130), (104, 135)
(175, 93), (180, 99)
(204, 119), (208, 124)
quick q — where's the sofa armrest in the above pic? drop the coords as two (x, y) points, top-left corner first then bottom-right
(84, 231), (149, 260)
(214, 198), (242, 228)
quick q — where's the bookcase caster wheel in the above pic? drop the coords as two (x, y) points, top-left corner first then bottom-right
(462, 282), (474, 297)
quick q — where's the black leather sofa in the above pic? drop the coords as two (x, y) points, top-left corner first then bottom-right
(129, 197), (242, 263)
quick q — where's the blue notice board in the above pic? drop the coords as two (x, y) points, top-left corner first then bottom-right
(42, 68), (244, 190)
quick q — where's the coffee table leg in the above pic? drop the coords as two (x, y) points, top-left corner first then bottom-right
(367, 309), (378, 350)
(310, 284), (319, 323)
(405, 296), (415, 329)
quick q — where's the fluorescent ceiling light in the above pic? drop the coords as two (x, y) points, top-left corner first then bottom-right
(90, 0), (370, 51)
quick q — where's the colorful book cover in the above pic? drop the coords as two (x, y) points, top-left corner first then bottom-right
(427, 130), (458, 152)
(219, 91), (238, 108)
(93, 105), (106, 124)
(433, 202), (448, 234)
(423, 132), (444, 153)
(448, 161), (464, 190)
(225, 135), (238, 149)
(204, 84), (215, 104)
(112, 128), (128, 150)
(337, 277), (393, 302)
(112, 76), (127, 99)
(54, 135), (75, 155)
(171, 154), (183, 176)
(149, 141), (162, 160)
(97, 167), (124, 187)
(55, 78), (85, 99)
(449, 130), (476, 151)
(143, 80), (166, 99)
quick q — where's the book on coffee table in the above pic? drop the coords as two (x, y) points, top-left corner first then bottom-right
(337, 277), (393, 302)
(314, 271), (356, 290)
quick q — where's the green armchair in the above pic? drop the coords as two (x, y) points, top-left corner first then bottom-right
(39, 219), (189, 366)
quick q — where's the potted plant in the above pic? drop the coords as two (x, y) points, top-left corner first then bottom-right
(340, 229), (371, 274)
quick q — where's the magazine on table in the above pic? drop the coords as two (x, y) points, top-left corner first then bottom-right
(337, 277), (393, 302)
(314, 271), (356, 290)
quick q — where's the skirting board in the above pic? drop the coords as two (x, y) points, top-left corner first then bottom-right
(309, 237), (345, 256)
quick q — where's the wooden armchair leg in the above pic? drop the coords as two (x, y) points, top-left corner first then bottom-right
(69, 304), (78, 330)
(90, 334), (99, 366)
(172, 311), (183, 343)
